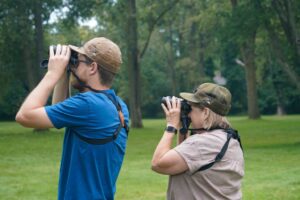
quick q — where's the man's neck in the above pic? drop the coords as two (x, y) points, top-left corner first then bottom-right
(81, 81), (110, 92)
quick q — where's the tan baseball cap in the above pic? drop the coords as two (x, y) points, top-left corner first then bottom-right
(180, 83), (232, 116)
(69, 37), (122, 74)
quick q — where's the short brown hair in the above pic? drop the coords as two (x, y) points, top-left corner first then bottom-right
(83, 55), (115, 87)
(98, 65), (115, 87)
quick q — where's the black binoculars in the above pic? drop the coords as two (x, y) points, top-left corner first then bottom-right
(161, 96), (192, 134)
(40, 46), (78, 70)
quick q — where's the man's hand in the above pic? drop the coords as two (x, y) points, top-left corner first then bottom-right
(15, 44), (71, 128)
(46, 45), (71, 82)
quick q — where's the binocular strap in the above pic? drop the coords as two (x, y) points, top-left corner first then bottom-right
(69, 69), (129, 145)
(193, 128), (243, 174)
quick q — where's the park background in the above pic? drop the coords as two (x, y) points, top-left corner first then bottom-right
(0, 0), (300, 199)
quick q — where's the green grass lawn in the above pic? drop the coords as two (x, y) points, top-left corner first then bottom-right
(1, 115), (300, 200)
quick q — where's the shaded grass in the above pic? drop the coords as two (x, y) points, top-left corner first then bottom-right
(0, 115), (300, 199)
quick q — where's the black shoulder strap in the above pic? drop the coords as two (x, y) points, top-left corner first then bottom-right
(74, 123), (123, 145)
(194, 128), (242, 173)
(74, 91), (129, 145)
(96, 91), (129, 133)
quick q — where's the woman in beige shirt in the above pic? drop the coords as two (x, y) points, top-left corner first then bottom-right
(152, 83), (244, 200)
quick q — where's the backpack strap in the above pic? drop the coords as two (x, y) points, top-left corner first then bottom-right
(74, 91), (129, 145)
(194, 128), (242, 173)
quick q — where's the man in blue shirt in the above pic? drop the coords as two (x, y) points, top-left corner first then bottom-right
(16, 37), (129, 200)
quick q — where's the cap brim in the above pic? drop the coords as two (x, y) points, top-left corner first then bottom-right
(179, 92), (201, 103)
(68, 45), (87, 55)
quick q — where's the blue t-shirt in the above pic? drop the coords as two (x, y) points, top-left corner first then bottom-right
(45, 90), (129, 200)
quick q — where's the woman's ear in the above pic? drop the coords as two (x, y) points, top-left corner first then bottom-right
(203, 107), (209, 120)
(89, 62), (98, 75)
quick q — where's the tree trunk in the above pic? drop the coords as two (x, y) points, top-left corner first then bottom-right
(198, 32), (206, 80)
(268, 47), (287, 116)
(33, 0), (49, 132)
(21, 15), (39, 90)
(275, 88), (286, 115)
(272, 0), (300, 58)
(241, 32), (260, 119)
(127, 0), (143, 128)
(24, 42), (37, 91)
(125, 0), (179, 127)
(231, 0), (260, 119)
(34, 0), (44, 78)
(276, 104), (286, 116)
(261, 2), (300, 91)
(190, 22), (205, 83)
(167, 22), (177, 96)
(230, 0), (238, 7)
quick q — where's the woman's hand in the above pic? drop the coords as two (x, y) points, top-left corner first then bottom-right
(161, 96), (181, 129)
(152, 96), (188, 175)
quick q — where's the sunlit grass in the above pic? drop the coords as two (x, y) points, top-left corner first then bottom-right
(0, 115), (300, 199)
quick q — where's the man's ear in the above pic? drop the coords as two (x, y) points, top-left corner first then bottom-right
(89, 62), (98, 75)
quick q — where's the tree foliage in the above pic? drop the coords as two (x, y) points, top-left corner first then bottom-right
(0, 0), (299, 121)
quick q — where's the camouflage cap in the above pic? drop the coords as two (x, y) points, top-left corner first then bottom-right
(180, 83), (232, 116)
(69, 37), (122, 74)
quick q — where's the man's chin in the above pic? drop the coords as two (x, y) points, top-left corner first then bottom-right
(70, 74), (85, 92)
(71, 82), (85, 92)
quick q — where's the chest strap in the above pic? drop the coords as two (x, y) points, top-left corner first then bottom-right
(74, 123), (125, 145)
(194, 128), (243, 173)
(74, 92), (129, 145)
